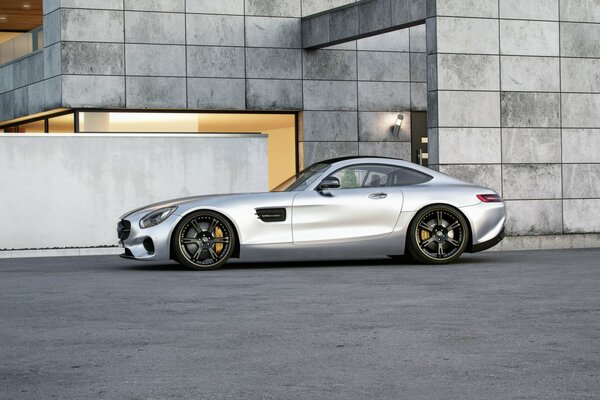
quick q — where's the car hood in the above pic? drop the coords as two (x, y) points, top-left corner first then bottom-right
(119, 193), (255, 219)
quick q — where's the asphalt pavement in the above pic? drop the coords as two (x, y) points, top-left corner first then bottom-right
(1, 249), (599, 399)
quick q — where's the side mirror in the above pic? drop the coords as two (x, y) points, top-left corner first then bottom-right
(317, 177), (340, 191)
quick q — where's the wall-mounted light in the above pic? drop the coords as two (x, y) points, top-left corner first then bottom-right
(392, 114), (404, 136)
(22, 3), (31, 8)
(0, 16), (7, 21)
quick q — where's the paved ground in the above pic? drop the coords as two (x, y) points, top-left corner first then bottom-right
(1, 250), (599, 400)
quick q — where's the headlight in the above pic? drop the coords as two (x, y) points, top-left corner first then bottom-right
(139, 207), (177, 229)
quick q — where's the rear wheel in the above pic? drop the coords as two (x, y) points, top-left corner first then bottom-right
(173, 211), (236, 270)
(408, 205), (469, 264)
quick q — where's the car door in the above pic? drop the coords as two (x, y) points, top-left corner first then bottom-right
(292, 164), (404, 245)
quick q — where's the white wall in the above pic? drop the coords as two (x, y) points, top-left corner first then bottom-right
(0, 134), (268, 250)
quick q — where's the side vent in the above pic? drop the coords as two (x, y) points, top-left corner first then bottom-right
(256, 208), (287, 222)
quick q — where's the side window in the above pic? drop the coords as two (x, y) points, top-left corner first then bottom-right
(328, 164), (432, 189)
(389, 167), (432, 186)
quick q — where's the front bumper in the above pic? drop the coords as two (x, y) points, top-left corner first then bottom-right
(117, 213), (181, 261)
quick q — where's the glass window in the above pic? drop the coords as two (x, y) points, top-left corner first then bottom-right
(328, 164), (432, 189)
(19, 120), (45, 133)
(48, 114), (74, 133)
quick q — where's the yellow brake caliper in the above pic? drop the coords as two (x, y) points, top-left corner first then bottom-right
(420, 226), (431, 242)
(214, 226), (224, 254)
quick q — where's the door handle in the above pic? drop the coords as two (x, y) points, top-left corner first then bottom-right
(368, 192), (388, 199)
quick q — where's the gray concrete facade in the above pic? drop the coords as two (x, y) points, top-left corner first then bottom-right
(1, 0), (599, 249)
(426, 0), (600, 243)
(0, 0), (426, 169)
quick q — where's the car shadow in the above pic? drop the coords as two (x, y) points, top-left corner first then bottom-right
(116, 254), (494, 272)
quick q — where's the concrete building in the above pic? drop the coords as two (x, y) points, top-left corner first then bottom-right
(0, 0), (599, 255)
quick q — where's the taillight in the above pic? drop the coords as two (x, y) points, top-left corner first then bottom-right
(477, 194), (503, 203)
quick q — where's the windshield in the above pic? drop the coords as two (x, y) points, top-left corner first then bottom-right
(271, 163), (330, 192)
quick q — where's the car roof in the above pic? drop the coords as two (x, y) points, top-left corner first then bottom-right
(320, 156), (405, 164)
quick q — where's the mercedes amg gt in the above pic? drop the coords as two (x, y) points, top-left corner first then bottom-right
(117, 157), (505, 270)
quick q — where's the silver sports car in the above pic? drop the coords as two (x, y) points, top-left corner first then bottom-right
(117, 157), (505, 270)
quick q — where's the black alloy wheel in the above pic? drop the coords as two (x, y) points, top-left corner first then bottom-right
(408, 205), (469, 264)
(173, 211), (236, 270)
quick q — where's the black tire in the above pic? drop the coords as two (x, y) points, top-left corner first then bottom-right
(172, 210), (236, 271)
(408, 205), (469, 265)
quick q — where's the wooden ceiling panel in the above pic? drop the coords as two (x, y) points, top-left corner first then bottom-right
(0, 0), (43, 32)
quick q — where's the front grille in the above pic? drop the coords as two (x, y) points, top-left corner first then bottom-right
(117, 220), (131, 241)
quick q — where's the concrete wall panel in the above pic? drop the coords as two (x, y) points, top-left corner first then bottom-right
(62, 75), (125, 108)
(125, 11), (185, 45)
(500, 20), (559, 56)
(561, 58), (600, 93)
(411, 82), (427, 110)
(563, 164), (600, 199)
(437, 91), (500, 127)
(124, 0), (185, 12)
(562, 94), (600, 128)
(246, 79), (303, 110)
(186, 0), (245, 15)
(502, 128), (561, 164)
(303, 80), (357, 110)
(245, 17), (301, 48)
(28, 81), (46, 115)
(564, 199), (600, 233)
(562, 129), (600, 163)
(357, 51), (409, 81)
(60, 0), (123, 9)
(187, 46), (245, 78)
(438, 128), (501, 164)
(436, 54), (499, 91)
(2, 90), (16, 123)
(438, 164), (502, 194)
(62, 43), (124, 76)
(410, 53), (427, 83)
(301, 111), (358, 141)
(62, 9), (124, 43)
(246, 0), (301, 17)
(501, 92), (560, 128)
(186, 14), (244, 46)
(503, 164), (562, 200)
(501, 56), (559, 92)
(499, 0), (558, 21)
(560, 23), (600, 58)
(44, 43), (62, 79)
(358, 81), (410, 111)
(436, 17), (499, 54)
(359, 142), (411, 159)
(435, 0), (498, 18)
(13, 87), (28, 118)
(505, 200), (562, 235)
(126, 77), (186, 109)
(125, 44), (185, 77)
(187, 78), (245, 110)
(303, 50), (356, 80)
(246, 48), (301, 79)
(0, 64), (13, 94)
(560, 0), (600, 23)
(409, 24), (426, 52)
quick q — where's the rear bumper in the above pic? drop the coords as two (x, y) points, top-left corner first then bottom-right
(469, 226), (505, 253)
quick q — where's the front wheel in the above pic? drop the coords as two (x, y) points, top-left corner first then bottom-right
(408, 205), (469, 264)
(172, 211), (236, 270)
